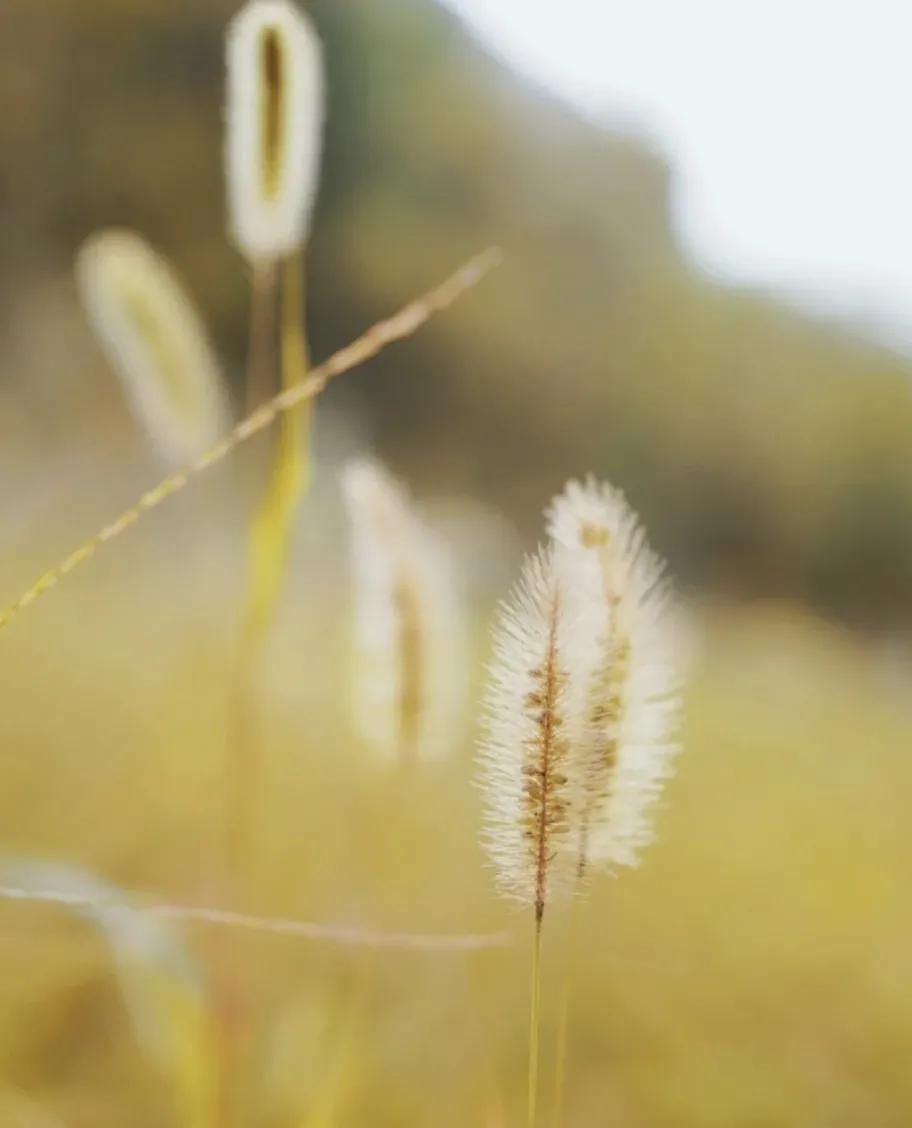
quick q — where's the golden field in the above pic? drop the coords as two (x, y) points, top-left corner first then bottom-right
(1, 483), (910, 1126)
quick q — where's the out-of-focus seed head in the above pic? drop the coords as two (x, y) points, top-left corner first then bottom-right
(226, 0), (325, 262)
(76, 229), (229, 465)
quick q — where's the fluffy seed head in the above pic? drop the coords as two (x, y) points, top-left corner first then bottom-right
(341, 457), (465, 766)
(547, 477), (680, 875)
(76, 230), (229, 465)
(226, 0), (325, 262)
(477, 546), (585, 917)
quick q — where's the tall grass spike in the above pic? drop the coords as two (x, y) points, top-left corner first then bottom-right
(226, 0), (325, 262)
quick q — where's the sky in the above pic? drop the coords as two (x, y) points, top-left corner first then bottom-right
(441, 0), (912, 348)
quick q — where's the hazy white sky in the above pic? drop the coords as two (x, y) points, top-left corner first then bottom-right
(442, 0), (912, 345)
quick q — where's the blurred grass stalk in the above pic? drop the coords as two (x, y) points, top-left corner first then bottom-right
(222, 6), (325, 1123)
(228, 250), (312, 874)
(527, 916), (544, 1128)
(243, 252), (311, 662)
(549, 897), (579, 1128)
(226, 0), (325, 876)
(0, 861), (219, 1128)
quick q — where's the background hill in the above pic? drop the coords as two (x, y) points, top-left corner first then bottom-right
(3, 0), (912, 624)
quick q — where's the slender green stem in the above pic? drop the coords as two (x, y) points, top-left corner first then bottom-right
(225, 645), (256, 878)
(243, 250), (310, 641)
(219, 258), (282, 1128)
(225, 261), (278, 876)
(228, 251), (312, 877)
(528, 911), (544, 1128)
(281, 249), (312, 487)
(224, 262), (278, 876)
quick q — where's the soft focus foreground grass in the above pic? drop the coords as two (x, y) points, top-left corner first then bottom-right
(1, 525), (912, 1126)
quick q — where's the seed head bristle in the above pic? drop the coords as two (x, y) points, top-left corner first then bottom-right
(76, 229), (229, 466)
(547, 477), (680, 876)
(478, 546), (584, 916)
(341, 457), (465, 766)
(226, 0), (325, 262)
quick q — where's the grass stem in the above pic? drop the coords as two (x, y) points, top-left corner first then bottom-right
(281, 249), (312, 485)
(245, 261), (278, 412)
(229, 251), (312, 875)
(528, 911), (544, 1128)
(243, 250), (310, 642)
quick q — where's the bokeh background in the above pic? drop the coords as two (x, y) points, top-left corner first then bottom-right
(3, 2), (912, 1126)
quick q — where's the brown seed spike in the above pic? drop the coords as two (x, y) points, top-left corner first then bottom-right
(477, 546), (579, 912)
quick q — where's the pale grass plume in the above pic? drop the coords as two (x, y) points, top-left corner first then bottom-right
(76, 229), (229, 466)
(546, 477), (680, 876)
(477, 545), (583, 920)
(341, 457), (466, 766)
(226, 0), (325, 262)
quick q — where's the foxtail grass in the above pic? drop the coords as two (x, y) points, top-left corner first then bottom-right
(478, 546), (579, 1126)
(544, 478), (679, 1123)
(341, 457), (465, 767)
(226, 0), (324, 264)
(546, 478), (679, 880)
(478, 480), (681, 1126)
